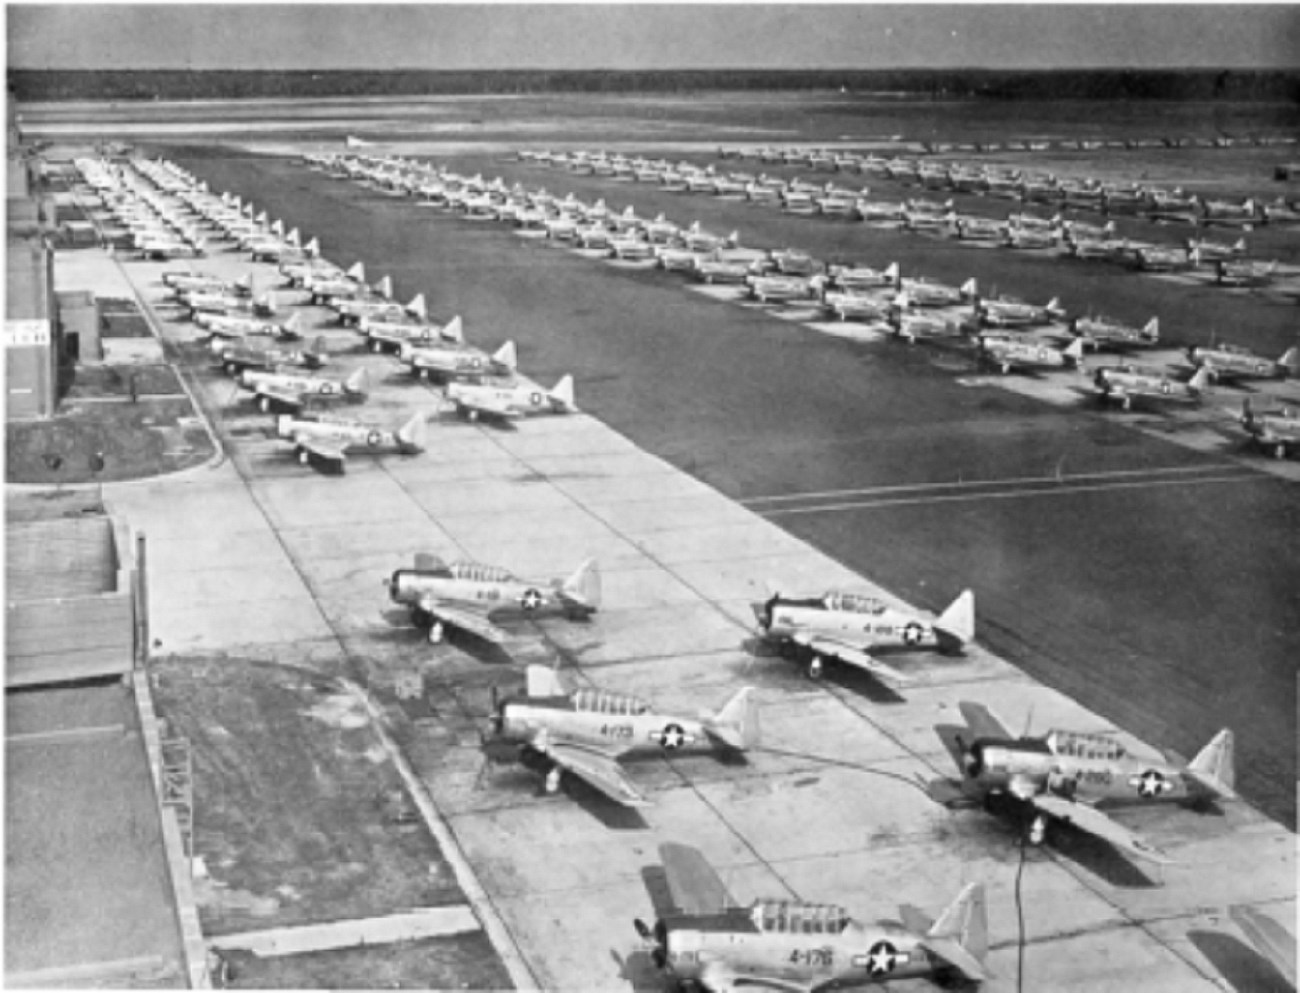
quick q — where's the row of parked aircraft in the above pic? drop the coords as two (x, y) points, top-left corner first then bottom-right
(523, 147), (1291, 294)
(283, 151), (1268, 892)
(75, 148), (1278, 991)
(363, 151), (1295, 437)
(89, 157), (579, 472)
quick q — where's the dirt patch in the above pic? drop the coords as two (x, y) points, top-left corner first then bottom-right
(149, 657), (471, 935)
(5, 396), (214, 483)
(219, 931), (512, 990)
(65, 363), (183, 398)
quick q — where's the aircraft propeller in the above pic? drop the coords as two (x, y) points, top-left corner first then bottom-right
(633, 918), (669, 969)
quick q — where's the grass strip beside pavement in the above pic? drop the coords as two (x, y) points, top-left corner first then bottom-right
(6, 397), (214, 484)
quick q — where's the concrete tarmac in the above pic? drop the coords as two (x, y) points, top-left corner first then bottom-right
(75, 143), (1293, 991)
(167, 147), (1299, 829)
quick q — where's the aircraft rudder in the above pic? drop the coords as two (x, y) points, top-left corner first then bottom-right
(563, 558), (601, 612)
(928, 882), (988, 965)
(399, 412), (428, 452)
(550, 374), (576, 411)
(936, 590), (976, 646)
(708, 687), (760, 750)
(1188, 728), (1235, 795)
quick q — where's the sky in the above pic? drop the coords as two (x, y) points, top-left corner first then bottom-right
(6, 4), (1300, 72)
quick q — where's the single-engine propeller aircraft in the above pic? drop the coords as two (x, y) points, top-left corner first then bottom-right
(213, 333), (327, 375)
(238, 366), (369, 412)
(398, 333), (518, 381)
(1069, 315), (1160, 351)
(480, 666), (758, 806)
(972, 294), (1066, 329)
(633, 843), (990, 990)
(978, 334), (1085, 375)
(446, 374), (577, 421)
(386, 554), (600, 644)
(1241, 399), (1300, 460)
(753, 586), (975, 683)
(1094, 365), (1211, 410)
(276, 411), (426, 468)
(1186, 343), (1298, 382)
(926, 701), (1235, 867)
(196, 309), (303, 342)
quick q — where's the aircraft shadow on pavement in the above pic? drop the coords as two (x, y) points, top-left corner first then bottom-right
(559, 775), (650, 831)
(931, 723), (1162, 890)
(739, 638), (906, 704)
(1186, 929), (1295, 993)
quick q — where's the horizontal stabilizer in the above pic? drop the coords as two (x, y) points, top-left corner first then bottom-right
(703, 687), (759, 751)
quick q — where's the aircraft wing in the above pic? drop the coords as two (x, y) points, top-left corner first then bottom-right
(417, 597), (508, 645)
(917, 937), (990, 984)
(296, 436), (348, 466)
(695, 962), (814, 993)
(660, 843), (736, 916)
(455, 394), (524, 420)
(792, 633), (913, 685)
(958, 701), (1012, 741)
(1031, 795), (1173, 865)
(1229, 905), (1297, 985)
(259, 386), (304, 411)
(542, 741), (650, 807)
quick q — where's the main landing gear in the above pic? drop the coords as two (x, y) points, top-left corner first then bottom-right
(427, 621), (445, 644)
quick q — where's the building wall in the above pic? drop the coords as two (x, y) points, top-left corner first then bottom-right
(5, 227), (57, 418)
(5, 515), (137, 688)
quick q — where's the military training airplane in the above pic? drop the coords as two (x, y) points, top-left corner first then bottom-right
(196, 308), (303, 342)
(445, 374), (577, 421)
(927, 701), (1235, 866)
(480, 665), (758, 806)
(386, 554), (600, 643)
(1186, 343), (1298, 382)
(1069, 315), (1160, 351)
(276, 411), (427, 468)
(978, 334), (1085, 375)
(398, 333), (517, 382)
(238, 366), (369, 412)
(1093, 364), (1211, 410)
(213, 333), (328, 375)
(753, 586), (975, 682)
(633, 843), (990, 990)
(1241, 399), (1300, 459)
(971, 294), (1066, 329)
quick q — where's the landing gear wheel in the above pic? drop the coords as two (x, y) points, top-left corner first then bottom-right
(1028, 814), (1048, 846)
(545, 767), (561, 794)
(259, 397), (271, 412)
(468, 410), (480, 422)
(224, 362), (237, 375)
(1275, 444), (1287, 460)
(428, 621), (445, 645)
(297, 448), (310, 465)
(807, 656), (824, 680)
(371, 340), (382, 354)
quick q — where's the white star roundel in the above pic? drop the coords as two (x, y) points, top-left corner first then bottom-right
(520, 588), (543, 611)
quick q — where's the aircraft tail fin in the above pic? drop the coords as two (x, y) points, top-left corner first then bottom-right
(305, 237), (320, 257)
(1278, 347), (1300, 374)
(916, 883), (989, 982)
(885, 261), (900, 286)
(703, 687), (760, 751)
(493, 340), (518, 372)
(1188, 366), (1212, 395)
(1185, 729), (1235, 798)
(375, 274), (393, 300)
(406, 293), (427, 320)
(305, 334), (328, 366)
(397, 412), (428, 453)
(346, 261), (366, 283)
(344, 368), (370, 396)
(960, 277), (978, 299)
(549, 374), (577, 413)
(1143, 317), (1160, 343)
(934, 590), (975, 649)
(441, 315), (465, 343)
(559, 558), (601, 613)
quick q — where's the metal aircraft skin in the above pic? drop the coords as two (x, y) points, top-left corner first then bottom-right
(753, 587), (975, 683)
(397, 326), (518, 381)
(238, 366), (369, 413)
(927, 701), (1235, 867)
(213, 333), (327, 374)
(362, 311), (458, 354)
(1070, 315), (1160, 351)
(1094, 365), (1211, 410)
(387, 553), (600, 644)
(446, 374), (577, 421)
(1212, 257), (1278, 287)
(978, 334), (1085, 375)
(481, 666), (759, 807)
(164, 271), (250, 296)
(276, 411), (427, 468)
(971, 294), (1066, 329)
(1241, 399), (1300, 459)
(185, 289), (276, 319)
(196, 309), (302, 342)
(634, 843), (990, 991)
(1186, 344), (1298, 382)
(1228, 905), (1297, 987)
